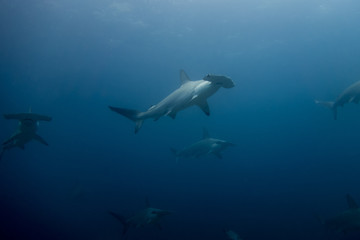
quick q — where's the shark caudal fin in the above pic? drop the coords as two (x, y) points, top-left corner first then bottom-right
(108, 211), (130, 236)
(109, 106), (143, 134)
(315, 100), (337, 120)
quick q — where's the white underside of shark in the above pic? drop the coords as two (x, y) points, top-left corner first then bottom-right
(171, 128), (234, 162)
(109, 70), (234, 133)
(1, 112), (52, 160)
(315, 80), (360, 119)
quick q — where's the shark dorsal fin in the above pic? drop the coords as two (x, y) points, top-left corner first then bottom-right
(346, 194), (358, 209)
(202, 128), (210, 139)
(180, 70), (190, 85)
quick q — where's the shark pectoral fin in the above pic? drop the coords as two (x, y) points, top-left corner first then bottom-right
(155, 223), (163, 230)
(315, 100), (337, 120)
(3, 133), (21, 145)
(165, 109), (177, 119)
(135, 120), (144, 134)
(213, 152), (222, 159)
(33, 134), (49, 146)
(168, 112), (177, 119)
(108, 211), (130, 235)
(197, 100), (210, 116)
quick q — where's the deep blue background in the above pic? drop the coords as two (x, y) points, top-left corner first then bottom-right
(1, 0), (360, 239)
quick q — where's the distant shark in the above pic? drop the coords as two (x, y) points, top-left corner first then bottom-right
(109, 199), (172, 237)
(319, 194), (360, 234)
(171, 128), (235, 162)
(224, 229), (243, 240)
(315, 80), (360, 119)
(1, 111), (52, 160)
(109, 70), (234, 133)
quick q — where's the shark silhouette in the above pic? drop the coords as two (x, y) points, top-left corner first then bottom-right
(1, 111), (51, 160)
(319, 194), (360, 235)
(171, 128), (235, 162)
(109, 70), (234, 133)
(109, 199), (172, 238)
(315, 80), (360, 119)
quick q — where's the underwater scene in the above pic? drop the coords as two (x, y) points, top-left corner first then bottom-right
(1, 0), (360, 239)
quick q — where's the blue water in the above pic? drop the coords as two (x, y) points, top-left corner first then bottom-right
(1, 0), (360, 239)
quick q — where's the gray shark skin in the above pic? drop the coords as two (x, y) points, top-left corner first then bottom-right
(171, 128), (235, 162)
(1, 112), (52, 160)
(109, 70), (234, 133)
(224, 229), (243, 240)
(315, 80), (360, 120)
(321, 194), (360, 234)
(109, 200), (172, 238)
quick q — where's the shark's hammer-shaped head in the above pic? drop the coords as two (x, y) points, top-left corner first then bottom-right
(148, 208), (172, 217)
(145, 207), (172, 224)
(203, 74), (235, 88)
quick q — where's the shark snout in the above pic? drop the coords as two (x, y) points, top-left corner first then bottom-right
(222, 78), (235, 88)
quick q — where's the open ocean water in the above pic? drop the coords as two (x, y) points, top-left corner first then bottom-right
(1, 0), (360, 239)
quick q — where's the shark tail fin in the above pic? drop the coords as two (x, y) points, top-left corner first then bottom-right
(109, 106), (143, 134)
(346, 194), (358, 209)
(315, 100), (337, 120)
(108, 211), (130, 236)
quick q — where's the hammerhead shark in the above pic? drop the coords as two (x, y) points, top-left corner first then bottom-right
(108, 199), (172, 238)
(170, 128), (235, 162)
(315, 80), (360, 119)
(109, 70), (234, 133)
(1, 111), (52, 160)
(319, 194), (360, 234)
